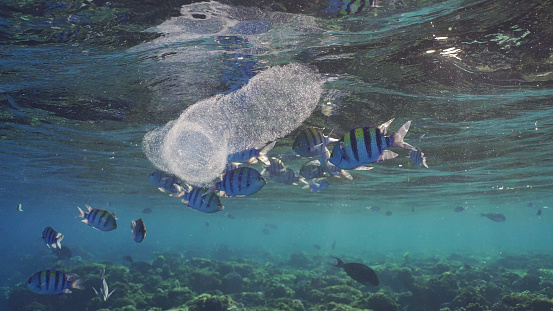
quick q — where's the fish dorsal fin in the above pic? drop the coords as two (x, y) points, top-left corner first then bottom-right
(378, 118), (395, 135)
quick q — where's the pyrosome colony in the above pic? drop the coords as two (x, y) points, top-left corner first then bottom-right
(143, 63), (324, 185)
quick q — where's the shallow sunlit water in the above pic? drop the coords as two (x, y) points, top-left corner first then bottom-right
(1, 0), (553, 310)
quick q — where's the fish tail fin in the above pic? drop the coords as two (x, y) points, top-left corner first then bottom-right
(421, 156), (428, 168)
(56, 234), (64, 249)
(392, 120), (416, 151)
(332, 256), (344, 267)
(258, 141), (276, 165)
(70, 278), (87, 290)
(76, 207), (86, 219)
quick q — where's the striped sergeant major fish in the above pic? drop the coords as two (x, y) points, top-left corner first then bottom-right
(409, 149), (428, 168)
(207, 167), (266, 197)
(270, 168), (307, 186)
(329, 119), (416, 170)
(42, 226), (64, 249)
(302, 177), (329, 192)
(174, 184), (224, 213)
(27, 269), (85, 295)
(261, 157), (287, 177)
(76, 205), (117, 231)
(292, 128), (339, 157)
(299, 161), (326, 179)
(227, 141), (276, 165)
(325, 0), (378, 15)
(131, 218), (146, 243)
(149, 170), (180, 193)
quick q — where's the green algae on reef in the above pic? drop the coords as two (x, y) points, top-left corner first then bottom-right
(9, 252), (553, 311)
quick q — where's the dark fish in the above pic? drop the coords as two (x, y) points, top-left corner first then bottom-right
(481, 213), (506, 222)
(52, 246), (72, 261)
(226, 213), (235, 219)
(131, 218), (146, 243)
(385, 211), (392, 216)
(122, 255), (133, 263)
(331, 240), (336, 250)
(527, 202), (535, 208)
(265, 223), (278, 230)
(142, 208), (153, 214)
(454, 206), (466, 213)
(262, 228), (270, 235)
(332, 257), (379, 286)
(537, 209), (542, 216)
(313, 244), (321, 250)
(205, 221), (210, 227)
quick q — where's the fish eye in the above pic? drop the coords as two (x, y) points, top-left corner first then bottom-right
(330, 152), (334, 158)
(217, 202), (221, 206)
(257, 177), (263, 181)
(296, 142), (301, 147)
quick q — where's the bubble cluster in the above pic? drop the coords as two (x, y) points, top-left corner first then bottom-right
(143, 63), (324, 185)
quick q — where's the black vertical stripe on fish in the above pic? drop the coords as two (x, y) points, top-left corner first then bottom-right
(54, 270), (60, 290)
(350, 129), (359, 162)
(61, 272), (66, 290)
(307, 129), (317, 150)
(385, 135), (391, 147)
(237, 167), (243, 193)
(90, 209), (99, 224)
(246, 167), (251, 186)
(363, 127), (373, 160)
(38, 270), (42, 288)
(205, 193), (214, 209)
(375, 128), (383, 154)
(98, 210), (107, 227)
(226, 169), (234, 192)
(45, 270), (50, 290)
(190, 188), (200, 206)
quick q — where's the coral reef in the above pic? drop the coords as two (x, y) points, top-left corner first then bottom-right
(8, 252), (553, 311)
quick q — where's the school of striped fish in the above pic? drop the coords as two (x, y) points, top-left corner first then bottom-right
(26, 64), (428, 298)
(149, 118), (428, 214)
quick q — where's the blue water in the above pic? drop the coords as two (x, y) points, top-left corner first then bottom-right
(2, 0), (553, 310)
